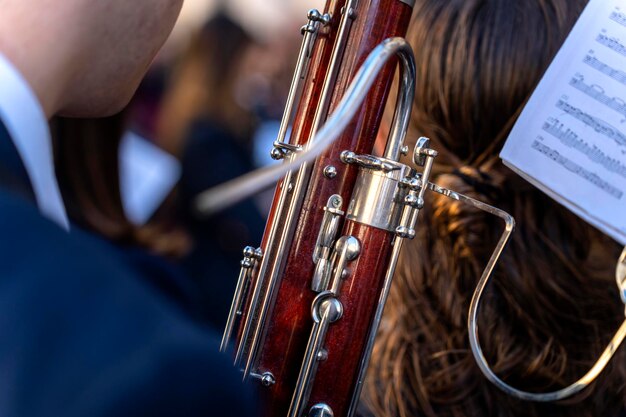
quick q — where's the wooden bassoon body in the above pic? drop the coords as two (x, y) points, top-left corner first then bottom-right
(221, 1), (430, 416)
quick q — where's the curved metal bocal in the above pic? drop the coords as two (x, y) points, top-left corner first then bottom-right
(195, 37), (415, 216)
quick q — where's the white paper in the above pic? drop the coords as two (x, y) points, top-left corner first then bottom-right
(119, 132), (181, 226)
(501, 0), (626, 245)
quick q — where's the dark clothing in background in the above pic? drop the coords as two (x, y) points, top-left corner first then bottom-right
(179, 119), (265, 329)
(0, 121), (257, 417)
(116, 244), (212, 323)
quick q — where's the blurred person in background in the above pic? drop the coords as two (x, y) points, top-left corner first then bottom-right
(157, 13), (257, 157)
(51, 114), (214, 323)
(157, 12), (267, 328)
(0, 0), (256, 415)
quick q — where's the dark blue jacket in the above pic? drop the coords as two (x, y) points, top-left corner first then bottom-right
(0, 121), (257, 416)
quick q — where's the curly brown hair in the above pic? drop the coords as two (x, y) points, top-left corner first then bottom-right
(364, 1), (626, 416)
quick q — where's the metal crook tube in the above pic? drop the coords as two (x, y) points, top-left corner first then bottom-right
(195, 37), (416, 216)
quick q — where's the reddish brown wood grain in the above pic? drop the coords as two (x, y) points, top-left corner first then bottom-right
(308, 222), (393, 417)
(233, 0), (345, 355)
(247, 1), (414, 416)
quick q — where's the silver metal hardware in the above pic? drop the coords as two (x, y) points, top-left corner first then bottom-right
(271, 9), (329, 161)
(250, 371), (276, 387)
(238, 6), (361, 379)
(199, 32), (418, 415)
(220, 246), (262, 352)
(289, 235), (359, 417)
(311, 293), (344, 323)
(301, 24), (317, 35)
(312, 195), (345, 292)
(340, 151), (353, 164)
(309, 403), (334, 417)
(400, 145), (409, 156)
(341, 151), (401, 172)
(239, 38), (415, 378)
(395, 138), (437, 239)
(327, 236), (361, 294)
(394, 226), (413, 239)
(316, 349), (328, 362)
(339, 0), (359, 20)
(310, 0), (359, 136)
(235, 7), (332, 370)
(271, 147), (284, 161)
(262, 372), (276, 387)
(272, 143), (304, 160)
(307, 9), (332, 26)
(344, 156), (413, 232)
(341, 109), (426, 234)
(413, 137), (439, 166)
(219, 38), (416, 382)
(242, 34), (415, 393)
(288, 292), (344, 417)
(196, 38), (415, 216)
(244, 246), (263, 260)
(347, 140), (436, 417)
(323, 165), (338, 179)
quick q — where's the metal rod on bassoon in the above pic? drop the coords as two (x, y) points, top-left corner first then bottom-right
(194, 37), (416, 216)
(239, 3), (357, 379)
(232, 8), (331, 371)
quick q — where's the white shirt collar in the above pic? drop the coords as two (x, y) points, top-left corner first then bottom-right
(0, 53), (69, 230)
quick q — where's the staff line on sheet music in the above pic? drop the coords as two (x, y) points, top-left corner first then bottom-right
(532, 139), (623, 199)
(542, 118), (626, 179)
(556, 99), (626, 146)
(584, 55), (626, 87)
(569, 74), (626, 117)
(597, 33), (626, 58)
(610, 10), (626, 28)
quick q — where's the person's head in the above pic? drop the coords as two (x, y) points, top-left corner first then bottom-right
(365, 1), (626, 416)
(156, 12), (255, 155)
(407, 0), (588, 166)
(0, 0), (184, 118)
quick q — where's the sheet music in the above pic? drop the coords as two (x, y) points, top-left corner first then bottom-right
(501, 0), (626, 245)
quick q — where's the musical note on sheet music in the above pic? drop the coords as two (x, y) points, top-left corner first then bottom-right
(555, 98), (626, 146)
(542, 118), (626, 180)
(501, 0), (626, 244)
(610, 10), (626, 28)
(531, 139), (623, 199)
(569, 74), (626, 118)
(583, 54), (626, 87)
(597, 33), (626, 57)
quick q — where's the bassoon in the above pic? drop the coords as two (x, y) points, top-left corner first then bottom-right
(221, 1), (418, 416)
